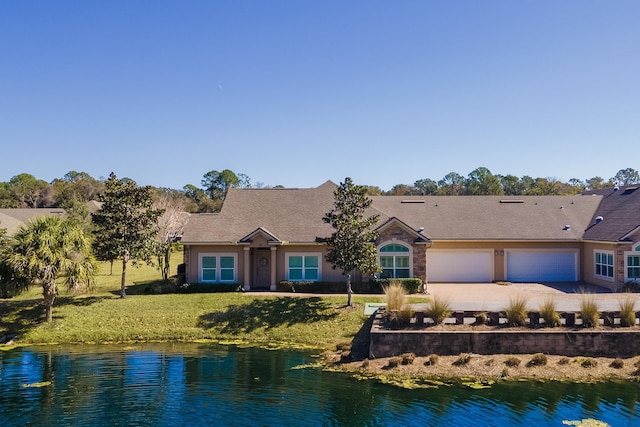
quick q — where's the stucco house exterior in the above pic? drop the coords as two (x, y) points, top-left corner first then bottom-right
(180, 181), (640, 291)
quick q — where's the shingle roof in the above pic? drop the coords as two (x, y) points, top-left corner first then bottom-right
(582, 186), (640, 242)
(180, 181), (338, 244)
(369, 195), (602, 240)
(0, 208), (66, 236)
(181, 181), (605, 244)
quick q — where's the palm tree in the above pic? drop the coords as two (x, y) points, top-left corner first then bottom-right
(7, 216), (96, 322)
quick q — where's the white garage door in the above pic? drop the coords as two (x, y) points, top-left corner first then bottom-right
(428, 251), (493, 282)
(506, 251), (578, 282)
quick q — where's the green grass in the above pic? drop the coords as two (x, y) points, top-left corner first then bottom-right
(0, 253), (380, 350)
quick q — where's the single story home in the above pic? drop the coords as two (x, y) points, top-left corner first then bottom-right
(0, 208), (66, 236)
(180, 181), (640, 291)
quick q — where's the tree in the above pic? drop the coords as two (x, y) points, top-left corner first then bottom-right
(4, 216), (96, 322)
(201, 169), (251, 201)
(465, 167), (504, 195)
(153, 191), (190, 280)
(0, 226), (30, 298)
(585, 176), (611, 191)
(92, 173), (164, 298)
(611, 168), (640, 186)
(437, 172), (465, 195)
(8, 173), (50, 208)
(414, 178), (438, 195)
(319, 178), (381, 307)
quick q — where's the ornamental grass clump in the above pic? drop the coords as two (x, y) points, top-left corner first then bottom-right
(504, 357), (521, 368)
(401, 353), (415, 365)
(425, 295), (451, 325)
(538, 297), (561, 327)
(527, 353), (548, 367)
(504, 296), (529, 327)
(579, 295), (600, 328)
(425, 354), (439, 366)
(610, 358), (624, 369)
(384, 280), (406, 311)
(618, 297), (637, 327)
(453, 353), (472, 366)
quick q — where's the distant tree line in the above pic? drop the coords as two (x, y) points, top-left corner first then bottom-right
(366, 167), (640, 196)
(0, 167), (638, 214)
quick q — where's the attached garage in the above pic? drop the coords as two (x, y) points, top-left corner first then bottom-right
(506, 250), (578, 282)
(427, 251), (493, 282)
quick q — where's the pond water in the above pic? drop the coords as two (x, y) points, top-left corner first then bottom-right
(1, 343), (638, 426)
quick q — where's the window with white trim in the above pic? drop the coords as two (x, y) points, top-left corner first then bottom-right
(594, 251), (614, 280)
(200, 253), (237, 283)
(625, 244), (640, 282)
(379, 243), (411, 279)
(286, 253), (321, 281)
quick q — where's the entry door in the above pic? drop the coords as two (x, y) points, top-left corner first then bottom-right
(252, 249), (271, 290)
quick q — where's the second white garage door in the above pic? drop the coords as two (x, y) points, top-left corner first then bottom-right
(427, 251), (493, 282)
(506, 251), (578, 282)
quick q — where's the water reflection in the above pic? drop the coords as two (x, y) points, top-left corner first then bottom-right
(1, 344), (638, 426)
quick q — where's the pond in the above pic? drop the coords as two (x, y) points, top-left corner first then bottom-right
(1, 343), (638, 426)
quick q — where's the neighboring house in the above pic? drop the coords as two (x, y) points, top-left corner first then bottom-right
(0, 208), (66, 236)
(581, 185), (640, 288)
(180, 181), (640, 291)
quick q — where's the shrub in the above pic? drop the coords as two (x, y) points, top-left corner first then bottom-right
(425, 354), (439, 366)
(558, 357), (571, 365)
(474, 311), (488, 325)
(610, 358), (624, 369)
(453, 353), (472, 366)
(397, 306), (415, 326)
(387, 357), (402, 368)
(384, 281), (407, 311)
(373, 278), (423, 294)
(401, 353), (415, 365)
(504, 357), (521, 367)
(179, 283), (243, 293)
(579, 295), (600, 328)
(538, 297), (561, 327)
(618, 297), (637, 327)
(504, 295), (529, 327)
(618, 281), (640, 293)
(527, 353), (548, 367)
(581, 358), (597, 368)
(425, 295), (451, 325)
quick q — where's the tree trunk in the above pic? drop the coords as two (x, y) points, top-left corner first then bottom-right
(120, 258), (127, 298)
(109, 259), (114, 276)
(43, 281), (56, 322)
(346, 273), (353, 307)
(163, 247), (171, 281)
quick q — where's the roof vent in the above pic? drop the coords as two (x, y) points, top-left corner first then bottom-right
(418, 227), (425, 233)
(401, 200), (425, 204)
(614, 186), (619, 192)
(563, 225), (571, 230)
(623, 186), (638, 195)
(499, 199), (524, 204)
(595, 216), (604, 224)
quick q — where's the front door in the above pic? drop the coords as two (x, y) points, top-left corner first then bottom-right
(252, 248), (271, 290)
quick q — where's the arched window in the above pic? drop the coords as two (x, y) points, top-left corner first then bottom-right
(379, 243), (411, 279)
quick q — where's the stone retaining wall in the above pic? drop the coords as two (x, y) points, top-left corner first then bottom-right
(370, 312), (640, 358)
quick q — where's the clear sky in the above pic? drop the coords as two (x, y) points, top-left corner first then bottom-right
(2, 1), (638, 191)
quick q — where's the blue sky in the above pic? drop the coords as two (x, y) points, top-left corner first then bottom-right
(2, 1), (638, 191)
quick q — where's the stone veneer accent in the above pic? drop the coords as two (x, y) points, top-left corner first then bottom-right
(376, 224), (428, 284)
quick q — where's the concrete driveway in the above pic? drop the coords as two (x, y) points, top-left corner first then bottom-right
(424, 282), (640, 312)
